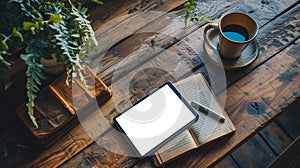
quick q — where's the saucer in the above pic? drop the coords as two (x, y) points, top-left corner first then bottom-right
(203, 29), (259, 70)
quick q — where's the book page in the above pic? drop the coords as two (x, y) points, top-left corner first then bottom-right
(153, 73), (235, 165)
(154, 130), (198, 164)
(174, 74), (234, 144)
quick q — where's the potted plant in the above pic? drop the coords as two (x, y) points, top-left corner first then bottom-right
(0, 0), (101, 127)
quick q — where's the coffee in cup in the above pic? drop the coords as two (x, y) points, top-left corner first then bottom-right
(204, 13), (258, 60)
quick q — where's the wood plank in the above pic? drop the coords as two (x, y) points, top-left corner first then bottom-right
(131, 158), (156, 168)
(89, 0), (243, 112)
(1, 2), (178, 165)
(60, 130), (139, 168)
(92, 0), (190, 58)
(4, 0), (298, 167)
(94, 0), (241, 85)
(92, 0), (243, 117)
(60, 62), (184, 167)
(131, 3), (300, 165)
(0, 0), (141, 150)
(191, 0), (300, 91)
(19, 1), (190, 167)
(216, 104), (296, 167)
(0, 120), (44, 168)
(259, 122), (293, 155)
(61, 39), (213, 167)
(268, 136), (300, 168)
(217, 102), (298, 168)
(103, 0), (300, 126)
(31, 1), (298, 168)
(89, 0), (188, 30)
(58, 0), (241, 167)
(61, 1), (300, 168)
(276, 99), (300, 140)
(28, 99), (114, 168)
(167, 36), (300, 168)
(225, 1), (300, 85)
(227, 0), (298, 27)
(231, 134), (277, 168)
(88, 0), (145, 30)
(214, 155), (239, 168)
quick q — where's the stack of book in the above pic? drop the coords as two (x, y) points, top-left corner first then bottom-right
(17, 67), (112, 148)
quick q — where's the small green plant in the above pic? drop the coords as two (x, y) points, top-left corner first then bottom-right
(184, 0), (212, 27)
(0, 0), (102, 128)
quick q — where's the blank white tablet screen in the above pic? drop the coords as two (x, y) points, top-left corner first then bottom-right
(115, 83), (197, 156)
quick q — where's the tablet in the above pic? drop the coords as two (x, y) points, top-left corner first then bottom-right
(114, 82), (199, 157)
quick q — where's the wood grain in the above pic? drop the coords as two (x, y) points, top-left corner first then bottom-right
(61, 129), (139, 168)
(93, 0), (241, 85)
(49, 74), (91, 114)
(61, 1), (299, 168)
(116, 3), (296, 165)
(28, 98), (114, 168)
(4, 1), (185, 167)
(259, 122), (293, 155)
(131, 158), (156, 168)
(168, 37), (300, 168)
(1, 1), (299, 168)
(106, 0), (300, 116)
(225, 2), (300, 86)
(47, 1), (243, 167)
(231, 134), (277, 168)
(189, 0), (300, 90)
(89, 0), (188, 31)
(218, 99), (300, 168)
(268, 136), (300, 168)
(91, 0), (189, 58)
(276, 99), (300, 140)
(16, 65), (112, 150)
(214, 155), (239, 168)
(89, 0), (143, 30)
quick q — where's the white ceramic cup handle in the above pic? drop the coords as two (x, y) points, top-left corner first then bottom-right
(204, 22), (219, 50)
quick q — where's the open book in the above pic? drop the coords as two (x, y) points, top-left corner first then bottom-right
(153, 73), (235, 165)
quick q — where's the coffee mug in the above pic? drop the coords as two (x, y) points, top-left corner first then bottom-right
(204, 13), (258, 59)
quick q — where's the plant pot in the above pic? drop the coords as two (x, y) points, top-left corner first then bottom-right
(40, 54), (65, 75)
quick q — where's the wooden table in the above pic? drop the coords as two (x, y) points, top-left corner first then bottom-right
(1, 0), (300, 167)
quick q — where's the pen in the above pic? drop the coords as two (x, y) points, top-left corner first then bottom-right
(191, 101), (225, 123)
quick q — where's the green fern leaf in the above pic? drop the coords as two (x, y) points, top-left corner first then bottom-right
(21, 53), (46, 128)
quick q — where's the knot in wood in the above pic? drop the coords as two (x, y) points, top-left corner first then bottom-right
(247, 102), (265, 115)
